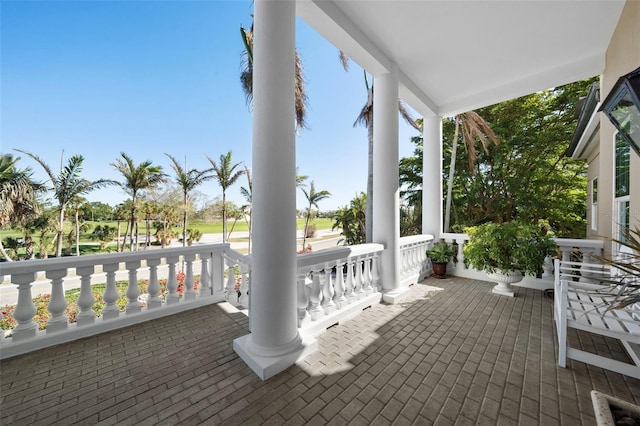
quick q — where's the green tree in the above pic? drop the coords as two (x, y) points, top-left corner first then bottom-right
(111, 152), (166, 251)
(332, 193), (367, 246)
(15, 150), (115, 257)
(398, 79), (593, 237)
(23, 207), (57, 259)
(398, 132), (426, 237)
(91, 225), (117, 250)
(444, 79), (593, 236)
(207, 151), (244, 243)
(80, 201), (113, 221)
(165, 154), (214, 247)
(0, 153), (44, 261)
(301, 181), (331, 250)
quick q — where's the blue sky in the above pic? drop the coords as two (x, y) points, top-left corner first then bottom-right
(1, 0), (420, 212)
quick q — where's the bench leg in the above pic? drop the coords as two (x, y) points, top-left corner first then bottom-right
(557, 318), (567, 368)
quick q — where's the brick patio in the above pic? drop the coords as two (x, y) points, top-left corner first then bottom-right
(1, 277), (639, 425)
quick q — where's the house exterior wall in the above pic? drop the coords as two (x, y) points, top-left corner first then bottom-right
(596, 0), (640, 254)
(586, 145), (600, 240)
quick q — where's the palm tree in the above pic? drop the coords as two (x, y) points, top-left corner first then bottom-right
(240, 20), (309, 131)
(113, 201), (131, 252)
(443, 111), (499, 232)
(301, 181), (331, 251)
(207, 151), (244, 243)
(111, 152), (166, 251)
(165, 154), (214, 247)
(68, 195), (87, 256)
(139, 199), (158, 249)
(0, 153), (44, 261)
(15, 150), (115, 257)
(345, 64), (421, 242)
(240, 164), (253, 252)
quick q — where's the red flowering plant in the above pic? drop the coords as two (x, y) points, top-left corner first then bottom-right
(0, 272), (199, 335)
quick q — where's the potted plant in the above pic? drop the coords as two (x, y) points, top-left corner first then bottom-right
(463, 221), (557, 296)
(427, 241), (454, 278)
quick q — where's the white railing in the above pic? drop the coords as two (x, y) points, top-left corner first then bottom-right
(399, 234), (435, 286)
(0, 244), (253, 359)
(440, 233), (604, 290)
(296, 243), (384, 337)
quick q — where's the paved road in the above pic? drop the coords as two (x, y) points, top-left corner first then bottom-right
(0, 230), (343, 306)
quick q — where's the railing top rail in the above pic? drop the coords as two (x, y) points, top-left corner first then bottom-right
(440, 232), (605, 250)
(440, 232), (469, 240)
(399, 234), (435, 245)
(223, 249), (252, 266)
(0, 243), (231, 276)
(555, 238), (604, 249)
(296, 243), (384, 270)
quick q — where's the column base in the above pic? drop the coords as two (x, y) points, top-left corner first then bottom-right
(382, 287), (411, 304)
(233, 333), (317, 380)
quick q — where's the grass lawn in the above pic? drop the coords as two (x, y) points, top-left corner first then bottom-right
(2, 218), (337, 258)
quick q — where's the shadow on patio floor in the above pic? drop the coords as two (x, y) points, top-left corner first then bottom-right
(1, 277), (639, 425)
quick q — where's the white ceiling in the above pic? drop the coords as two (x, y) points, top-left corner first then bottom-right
(297, 0), (625, 117)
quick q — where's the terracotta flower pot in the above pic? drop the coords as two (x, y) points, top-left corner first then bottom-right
(432, 261), (448, 278)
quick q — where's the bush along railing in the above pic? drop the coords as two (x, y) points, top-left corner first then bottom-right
(0, 244), (232, 359)
(440, 233), (604, 290)
(296, 243), (384, 336)
(400, 234), (435, 286)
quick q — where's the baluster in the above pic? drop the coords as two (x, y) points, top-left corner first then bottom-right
(309, 268), (323, 321)
(560, 248), (572, 276)
(579, 250), (596, 283)
(183, 254), (197, 301)
(333, 261), (346, 309)
(542, 255), (554, 279)
(199, 254), (211, 298)
(146, 258), (162, 309)
(125, 260), (141, 314)
(355, 258), (364, 295)
(458, 240), (466, 271)
(75, 266), (96, 326)
(239, 263), (250, 308)
(322, 263), (336, 314)
(363, 257), (373, 293)
(225, 261), (237, 303)
(45, 269), (69, 332)
(402, 248), (409, 278)
(11, 272), (38, 342)
(209, 253), (224, 297)
(372, 254), (381, 290)
(166, 256), (180, 305)
(297, 273), (309, 327)
(420, 244), (428, 277)
(345, 260), (355, 302)
(102, 263), (120, 319)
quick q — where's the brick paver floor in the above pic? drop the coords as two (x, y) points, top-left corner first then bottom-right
(1, 277), (639, 425)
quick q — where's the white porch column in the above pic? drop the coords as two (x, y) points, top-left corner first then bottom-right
(422, 112), (443, 237)
(233, 0), (315, 380)
(373, 66), (408, 304)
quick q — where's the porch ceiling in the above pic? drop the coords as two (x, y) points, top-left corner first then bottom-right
(297, 0), (625, 117)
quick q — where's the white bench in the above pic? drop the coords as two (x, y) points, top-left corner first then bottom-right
(554, 259), (640, 379)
